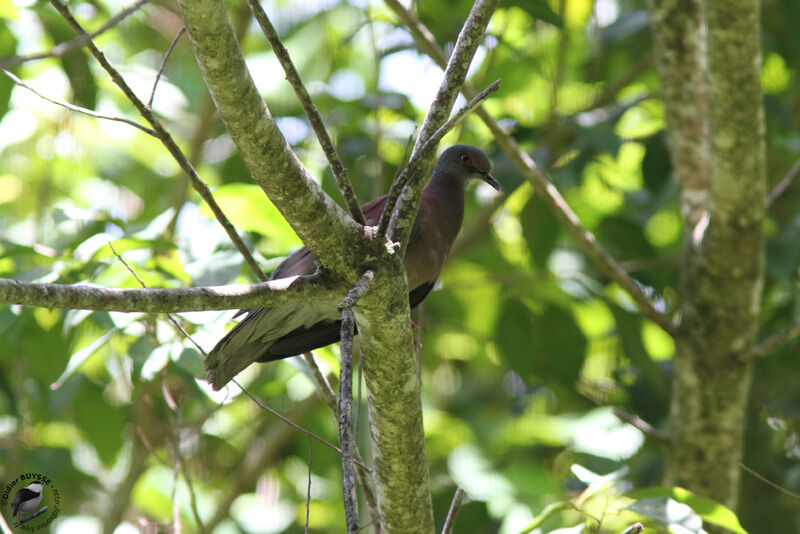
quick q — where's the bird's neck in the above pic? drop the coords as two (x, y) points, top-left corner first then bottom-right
(423, 171), (466, 240)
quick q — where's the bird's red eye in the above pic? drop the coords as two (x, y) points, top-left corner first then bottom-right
(460, 154), (472, 165)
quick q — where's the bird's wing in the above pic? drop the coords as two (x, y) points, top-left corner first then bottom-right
(11, 488), (36, 516)
(206, 193), (435, 389)
(205, 298), (339, 389)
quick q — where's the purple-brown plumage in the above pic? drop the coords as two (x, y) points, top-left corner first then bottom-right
(205, 145), (497, 389)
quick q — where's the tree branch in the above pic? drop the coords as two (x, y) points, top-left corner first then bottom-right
(612, 407), (669, 445)
(338, 271), (375, 533)
(175, 0), (366, 280)
(302, 353), (380, 529)
(0, 0), (147, 70)
(389, 0), (499, 250)
(748, 316), (800, 359)
(378, 79), (500, 240)
(0, 275), (338, 312)
(766, 157), (800, 209)
(148, 26), (186, 109)
(384, 0), (677, 338)
(247, 0), (366, 226)
(49, 0), (268, 282)
(651, 0), (766, 512)
(1, 69), (155, 135)
(234, 380), (372, 472)
(441, 487), (466, 534)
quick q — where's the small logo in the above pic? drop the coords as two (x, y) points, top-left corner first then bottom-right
(1, 473), (61, 532)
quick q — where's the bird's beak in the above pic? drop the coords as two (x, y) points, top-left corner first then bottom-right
(481, 172), (501, 191)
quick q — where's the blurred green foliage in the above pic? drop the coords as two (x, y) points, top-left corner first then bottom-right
(0, 0), (799, 532)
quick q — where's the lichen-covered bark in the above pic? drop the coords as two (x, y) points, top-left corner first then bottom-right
(0, 275), (337, 312)
(650, 0), (766, 513)
(648, 0), (710, 227)
(176, 0), (364, 279)
(355, 261), (434, 533)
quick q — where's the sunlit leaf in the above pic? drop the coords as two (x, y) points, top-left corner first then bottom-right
(199, 183), (301, 249)
(625, 487), (748, 534)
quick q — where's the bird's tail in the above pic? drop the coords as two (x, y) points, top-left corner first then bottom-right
(205, 301), (338, 390)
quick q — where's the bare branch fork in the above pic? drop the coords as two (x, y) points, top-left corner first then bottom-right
(384, 0), (677, 338)
(49, 0), (268, 282)
(377, 79), (501, 239)
(338, 270), (375, 533)
(388, 0), (500, 253)
(247, 0), (366, 226)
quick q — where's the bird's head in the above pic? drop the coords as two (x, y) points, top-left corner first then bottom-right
(25, 482), (44, 492)
(436, 144), (500, 190)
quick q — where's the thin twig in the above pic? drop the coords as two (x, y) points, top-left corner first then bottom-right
(767, 157), (800, 209)
(163, 382), (204, 531)
(0, 0), (148, 70)
(171, 406), (182, 534)
(178, 454), (205, 531)
(303, 352), (338, 415)
(17, 507), (48, 525)
(2, 69), (155, 135)
(621, 523), (644, 534)
(748, 316), (800, 359)
(377, 79), (500, 239)
(247, 0), (366, 225)
(109, 243), (207, 355)
(441, 487), (466, 534)
(612, 407), (669, 445)
(148, 26), (186, 108)
(740, 462), (800, 501)
(384, 0), (678, 339)
(305, 436), (312, 534)
(233, 379), (372, 472)
(49, 0), (268, 282)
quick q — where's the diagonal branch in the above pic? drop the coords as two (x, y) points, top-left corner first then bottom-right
(2, 69), (155, 135)
(148, 26), (186, 108)
(379, 79), (500, 240)
(389, 0), (499, 249)
(385, 0), (678, 338)
(247, 0), (366, 226)
(0, 275), (338, 313)
(441, 487), (466, 534)
(49, 0), (268, 282)
(0, 0), (147, 70)
(748, 316), (800, 360)
(175, 0), (365, 280)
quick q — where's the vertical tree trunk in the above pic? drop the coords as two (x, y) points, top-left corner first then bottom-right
(651, 0), (766, 514)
